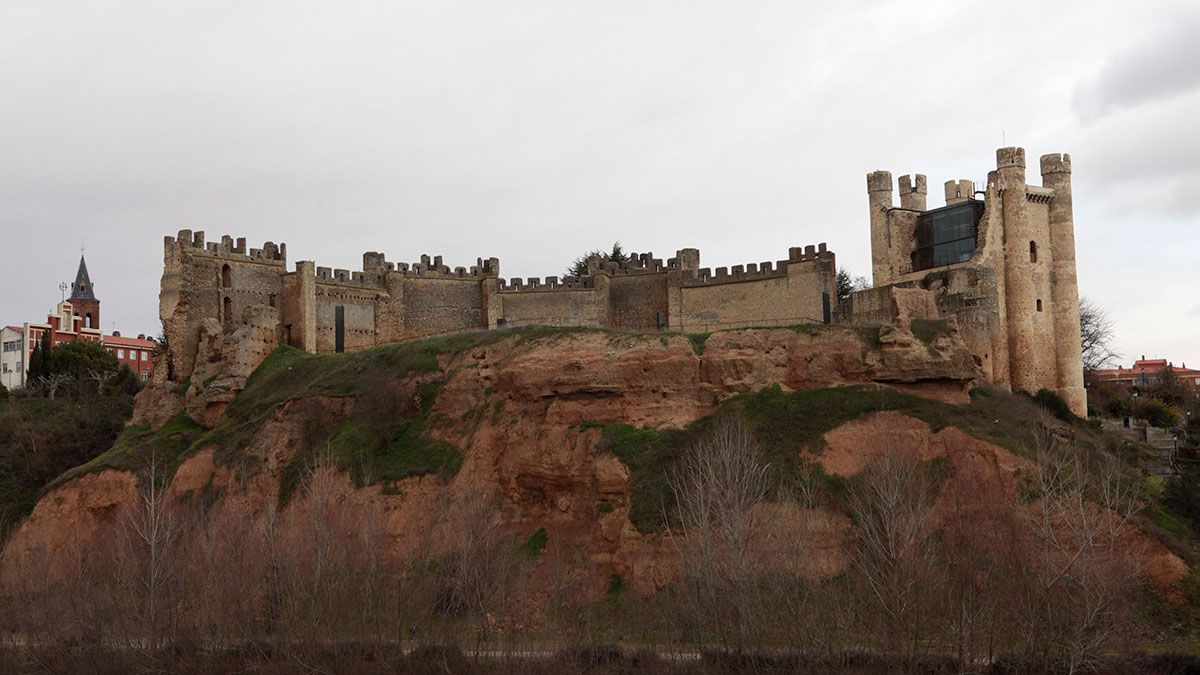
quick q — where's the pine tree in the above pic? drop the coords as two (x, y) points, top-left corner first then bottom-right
(27, 332), (51, 381)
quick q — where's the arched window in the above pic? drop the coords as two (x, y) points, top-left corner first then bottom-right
(223, 297), (233, 322)
(1029, 241), (1038, 263)
(1036, 298), (1043, 312)
(84, 313), (93, 328)
(221, 264), (232, 288)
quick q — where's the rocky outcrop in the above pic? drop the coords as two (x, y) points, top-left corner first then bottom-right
(5, 324), (985, 595)
(4, 323), (1183, 604)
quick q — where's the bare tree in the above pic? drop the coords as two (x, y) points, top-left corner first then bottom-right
(669, 414), (773, 652)
(1014, 434), (1145, 673)
(86, 368), (115, 394)
(432, 489), (525, 648)
(846, 449), (939, 657)
(36, 374), (71, 400)
(1080, 296), (1120, 373)
(118, 454), (182, 657)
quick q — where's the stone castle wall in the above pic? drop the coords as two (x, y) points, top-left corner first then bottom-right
(160, 232), (837, 380)
(158, 145), (1084, 416)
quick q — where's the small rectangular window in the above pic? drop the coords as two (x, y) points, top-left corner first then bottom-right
(1036, 299), (1043, 312)
(141, 351), (148, 361)
(118, 349), (124, 358)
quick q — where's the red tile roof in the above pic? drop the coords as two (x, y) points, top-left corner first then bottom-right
(102, 334), (157, 348)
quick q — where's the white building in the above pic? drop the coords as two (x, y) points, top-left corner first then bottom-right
(1, 325), (26, 390)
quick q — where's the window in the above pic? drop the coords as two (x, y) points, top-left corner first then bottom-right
(911, 200), (984, 272)
(1029, 241), (1038, 263)
(141, 351), (148, 361)
(223, 297), (233, 322)
(222, 264), (232, 288)
(1036, 299), (1043, 312)
(141, 371), (149, 382)
(117, 349), (125, 359)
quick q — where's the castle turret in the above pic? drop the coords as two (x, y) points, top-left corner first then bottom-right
(944, 179), (975, 205)
(998, 146), (1055, 395)
(867, 170), (893, 286)
(899, 174), (927, 211)
(1041, 153), (1086, 416)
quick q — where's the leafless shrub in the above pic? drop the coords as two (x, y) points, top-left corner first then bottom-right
(669, 414), (775, 652)
(845, 448), (940, 657)
(1013, 434), (1146, 673)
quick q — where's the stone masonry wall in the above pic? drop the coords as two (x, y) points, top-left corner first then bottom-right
(161, 232), (838, 378)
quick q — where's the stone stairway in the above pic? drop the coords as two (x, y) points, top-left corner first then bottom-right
(1144, 426), (1180, 477)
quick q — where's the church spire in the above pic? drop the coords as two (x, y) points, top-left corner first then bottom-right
(70, 255), (96, 301)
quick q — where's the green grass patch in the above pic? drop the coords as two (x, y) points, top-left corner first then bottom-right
(687, 333), (711, 355)
(596, 383), (1052, 533)
(52, 411), (204, 487)
(597, 423), (695, 532)
(521, 527), (548, 558)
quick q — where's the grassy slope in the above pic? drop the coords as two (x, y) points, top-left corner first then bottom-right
(597, 384), (1163, 535)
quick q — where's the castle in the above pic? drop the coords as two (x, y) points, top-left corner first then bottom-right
(846, 147), (1086, 416)
(158, 146), (1086, 416)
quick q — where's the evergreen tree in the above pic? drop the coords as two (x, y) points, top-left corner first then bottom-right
(27, 332), (51, 381)
(566, 241), (629, 278)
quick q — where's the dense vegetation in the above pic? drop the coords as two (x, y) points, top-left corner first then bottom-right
(0, 340), (142, 540)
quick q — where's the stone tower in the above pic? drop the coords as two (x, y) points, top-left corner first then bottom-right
(1040, 152), (1086, 415)
(69, 255), (100, 330)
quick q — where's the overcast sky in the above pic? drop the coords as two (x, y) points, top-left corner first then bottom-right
(1, 0), (1197, 368)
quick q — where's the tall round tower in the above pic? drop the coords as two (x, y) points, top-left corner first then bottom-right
(998, 147), (1055, 394)
(1041, 153), (1086, 416)
(867, 170), (894, 286)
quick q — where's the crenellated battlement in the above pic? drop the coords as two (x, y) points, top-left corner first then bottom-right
(499, 275), (595, 292)
(162, 229), (838, 367)
(164, 229), (287, 265)
(683, 244), (831, 287)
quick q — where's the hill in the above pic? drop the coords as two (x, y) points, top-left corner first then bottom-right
(0, 323), (1194, 670)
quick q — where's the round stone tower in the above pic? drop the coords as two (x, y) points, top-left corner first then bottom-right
(1041, 153), (1086, 416)
(998, 147), (1055, 395)
(866, 170), (894, 286)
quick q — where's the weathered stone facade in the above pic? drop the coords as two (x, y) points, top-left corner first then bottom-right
(157, 145), (1085, 417)
(844, 146), (1086, 416)
(159, 233), (837, 379)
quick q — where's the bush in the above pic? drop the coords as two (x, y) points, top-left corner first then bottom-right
(1142, 397), (1181, 428)
(1108, 396), (1132, 417)
(1030, 388), (1078, 423)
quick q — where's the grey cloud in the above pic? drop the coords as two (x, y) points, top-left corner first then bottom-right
(0, 0), (1196, 370)
(1074, 9), (1200, 120)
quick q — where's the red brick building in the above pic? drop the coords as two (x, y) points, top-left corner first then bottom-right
(0, 256), (157, 389)
(1090, 358), (1200, 390)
